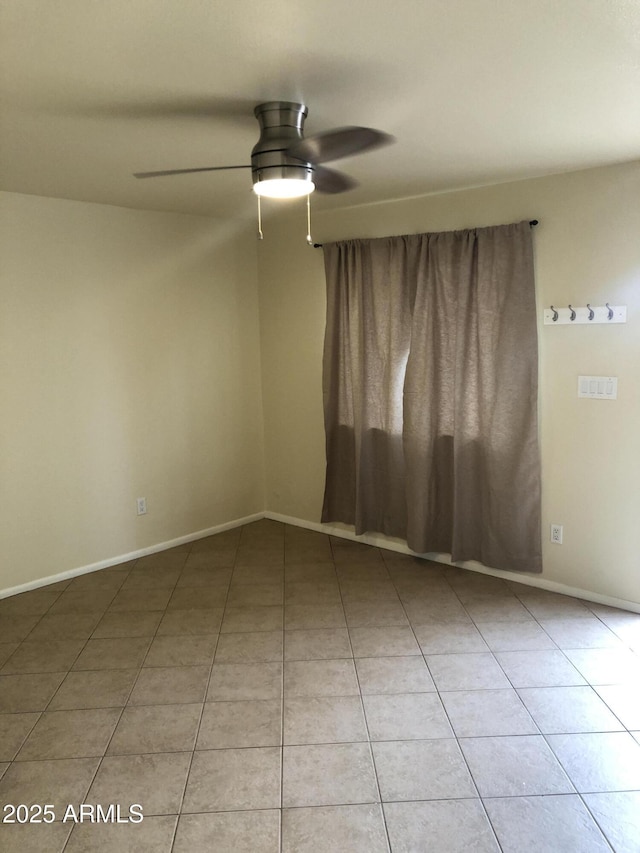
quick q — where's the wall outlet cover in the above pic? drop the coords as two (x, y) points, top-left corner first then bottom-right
(550, 524), (563, 544)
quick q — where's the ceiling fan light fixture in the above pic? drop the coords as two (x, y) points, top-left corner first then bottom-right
(252, 177), (315, 199)
(133, 99), (394, 218)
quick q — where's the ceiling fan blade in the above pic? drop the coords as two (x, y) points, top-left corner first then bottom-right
(288, 126), (394, 165)
(313, 165), (358, 194)
(134, 165), (251, 179)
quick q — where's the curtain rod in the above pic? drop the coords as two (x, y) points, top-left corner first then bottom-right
(312, 219), (539, 248)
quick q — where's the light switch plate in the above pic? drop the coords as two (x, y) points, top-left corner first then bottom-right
(578, 376), (617, 400)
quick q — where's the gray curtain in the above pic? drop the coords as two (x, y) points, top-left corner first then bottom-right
(321, 221), (542, 573)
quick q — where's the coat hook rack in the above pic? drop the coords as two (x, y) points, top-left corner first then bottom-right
(543, 304), (627, 325)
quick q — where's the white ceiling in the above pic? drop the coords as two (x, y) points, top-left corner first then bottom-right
(2, 0), (639, 219)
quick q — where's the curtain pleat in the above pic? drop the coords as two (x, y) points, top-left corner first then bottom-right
(322, 222), (542, 573)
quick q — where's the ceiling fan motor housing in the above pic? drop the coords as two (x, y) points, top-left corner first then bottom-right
(251, 101), (314, 188)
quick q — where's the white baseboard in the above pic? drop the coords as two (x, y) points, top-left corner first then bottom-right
(5, 508), (639, 616)
(0, 512), (265, 600)
(266, 511), (640, 614)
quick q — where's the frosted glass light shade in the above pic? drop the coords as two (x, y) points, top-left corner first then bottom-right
(253, 178), (315, 199)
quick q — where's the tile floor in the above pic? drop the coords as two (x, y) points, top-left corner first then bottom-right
(1, 519), (639, 852)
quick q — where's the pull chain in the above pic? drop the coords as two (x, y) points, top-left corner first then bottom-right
(257, 192), (315, 244)
(257, 194), (263, 241)
(306, 193), (313, 246)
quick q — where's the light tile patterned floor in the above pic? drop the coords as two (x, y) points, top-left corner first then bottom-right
(1, 519), (639, 851)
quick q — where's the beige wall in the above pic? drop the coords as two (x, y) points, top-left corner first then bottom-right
(258, 161), (640, 605)
(3, 162), (638, 604)
(1, 192), (265, 591)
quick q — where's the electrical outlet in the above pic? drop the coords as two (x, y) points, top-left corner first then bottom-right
(550, 524), (563, 545)
(136, 497), (147, 516)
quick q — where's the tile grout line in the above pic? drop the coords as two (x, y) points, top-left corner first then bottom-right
(7, 574), (133, 774)
(2, 566), (139, 835)
(169, 536), (238, 851)
(383, 553), (506, 852)
(65, 549), (187, 852)
(331, 539), (393, 852)
(279, 530), (287, 853)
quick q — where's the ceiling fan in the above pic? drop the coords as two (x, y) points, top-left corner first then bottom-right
(133, 100), (394, 199)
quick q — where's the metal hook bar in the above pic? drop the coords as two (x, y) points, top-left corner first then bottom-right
(606, 303), (614, 320)
(568, 305), (576, 321)
(550, 306), (559, 322)
(587, 304), (595, 320)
